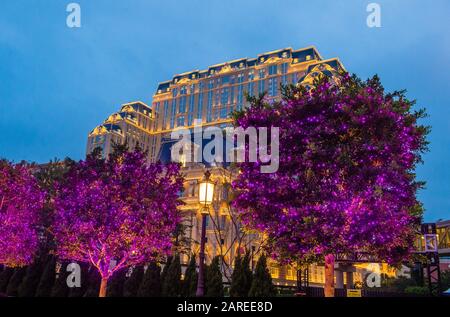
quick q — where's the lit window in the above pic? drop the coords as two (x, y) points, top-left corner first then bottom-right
(268, 64), (277, 75)
(258, 79), (265, 94)
(259, 69), (265, 79)
(179, 96), (187, 113)
(221, 88), (229, 105)
(268, 77), (277, 97)
(269, 265), (279, 278)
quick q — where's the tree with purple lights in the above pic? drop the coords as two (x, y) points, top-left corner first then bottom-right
(0, 160), (44, 268)
(53, 148), (184, 297)
(232, 74), (429, 296)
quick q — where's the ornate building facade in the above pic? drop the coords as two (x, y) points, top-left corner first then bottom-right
(86, 46), (401, 288)
(150, 46), (343, 163)
(87, 46), (343, 161)
(86, 101), (153, 158)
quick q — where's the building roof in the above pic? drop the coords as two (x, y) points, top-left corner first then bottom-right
(89, 123), (123, 136)
(120, 101), (152, 117)
(155, 46), (326, 95)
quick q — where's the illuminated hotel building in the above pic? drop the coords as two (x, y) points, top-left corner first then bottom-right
(150, 46), (343, 162)
(87, 46), (405, 287)
(87, 101), (154, 159)
(87, 46), (344, 161)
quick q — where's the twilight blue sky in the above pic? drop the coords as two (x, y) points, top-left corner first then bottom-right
(0, 0), (449, 221)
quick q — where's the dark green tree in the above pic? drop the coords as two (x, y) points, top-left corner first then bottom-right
(6, 267), (27, 297)
(106, 268), (127, 297)
(123, 266), (144, 297)
(230, 253), (242, 297)
(230, 253), (253, 297)
(138, 262), (161, 297)
(248, 255), (276, 297)
(18, 258), (44, 297)
(35, 255), (56, 297)
(50, 261), (71, 297)
(182, 255), (198, 297)
(83, 267), (101, 297)
(162, 254), (181, 297)
(206, 256), (224, 297)
(0, 267), (15, 294)
(160, 256), (172, 286)
(441, 270), (450, 290)
(242, 253), (253, 291)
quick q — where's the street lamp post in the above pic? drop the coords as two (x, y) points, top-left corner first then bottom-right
(196, 170), (214, 297)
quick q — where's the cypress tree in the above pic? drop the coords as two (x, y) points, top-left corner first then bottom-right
(106, 268), (127, 297)
(6, 267), (27, 297)
(138, 262), (161, 297)
(230, 253), (242, 297)
(182, 255), (198, 297)
(248, 255), (276, 297)
(51, 261), (71, 297)
(18, 258), (44, 297)
(206, 256), (224, 297)
(123, 266), (144, 297)
(242, 253), (253, 294)
(160, 256), (172, 287)
(162, 254), (181, 297)
(35, 255), (56, 297)
(0, 267), (15, 294)
(83, 267), (101, 297)
(230, 253), (253, 297)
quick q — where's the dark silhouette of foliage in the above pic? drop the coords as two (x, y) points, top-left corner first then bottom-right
(138, 262), (162, 297)
(230, 253), (252, 297)
(206, 256), (224, 297)
(0, 266), (15, 294)
(162, 254), (181, 297)
(6, 267), (27, 297)
(82, 267), (101, 297)
(50, 261), (71, 297)
(123, 266), (144, 297)
(35, 255), (56, 297)
(160, 256), (172, 290)
(18, 257), (44, 297)
(182, 255), (198, 297)
(248, 255), (276, 297)
(106, 268), (127, 297)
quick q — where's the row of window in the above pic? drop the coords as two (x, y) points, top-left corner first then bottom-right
(170, 63), (292, 97)
(155, 72), (300, 129)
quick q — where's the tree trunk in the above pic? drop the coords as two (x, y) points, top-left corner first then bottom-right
(99, 278), (108, 297)
(324, 254), (335, 297)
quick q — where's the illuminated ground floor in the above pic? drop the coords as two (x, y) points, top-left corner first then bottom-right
(177, 164), (405, 289)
